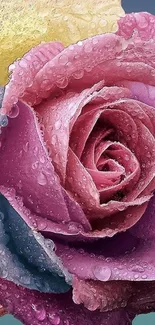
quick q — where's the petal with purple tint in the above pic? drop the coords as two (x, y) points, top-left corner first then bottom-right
(0, 278), (134, 325)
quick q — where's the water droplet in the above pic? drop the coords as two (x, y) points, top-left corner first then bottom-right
(45, 239), (55, 251)
(38, 219), (47, 231)
(20, 274), (31, 285)
(32, 161), (39, 170)
(9, 63), (16, 72)
(32, 304), (46, 321)
(117, 205), (125, 211)
(0, 212), (4, 221)
(72, 70), (84, 79)
(1, 284), (7, 291)
(59, 55), (68, 65)
(23, 142), (29, 153)
(130, 265), (144, 273)
(8, 104), (19, 118)
(93, 265), (112, 281)
(37, 172), (47, 186)
(0, 115), (8, 127)
(67, 222), (83, 234)
(40, 156), (45, 164)
(56, 77), (68, 89)
(77, 41), (83, 46)
(0, 267), (8, 279)
(49, 312), (60, 325)
(55, 120), (61, 130)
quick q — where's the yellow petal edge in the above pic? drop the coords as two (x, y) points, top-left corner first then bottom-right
(0, 0), (124, 85)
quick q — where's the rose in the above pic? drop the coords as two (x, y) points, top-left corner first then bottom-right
(0, 11), (155, 325)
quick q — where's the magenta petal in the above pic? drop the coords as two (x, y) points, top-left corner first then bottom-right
(130, 194), (155, 240)
(73, 277), (133, 312)
(0, 101), (70, 223)
(56, 224), (155, 281)
(0, 278), (133, 325)
(0, 100), (90, 235)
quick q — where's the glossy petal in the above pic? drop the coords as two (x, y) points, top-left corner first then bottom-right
(3, 27), (155, 113)
(56, 223), (155, 282)
(0, 278), (134, 325)
(73, 277), (133, 312)
(3, 42), (64, 116)
(36, 82), (104, 182)
(0, 0), (124, 84)
(0, 101), (70, 223)
(0, 194), (70, 293)
(116, 12), (155, 41)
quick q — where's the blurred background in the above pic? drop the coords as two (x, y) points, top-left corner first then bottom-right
(0, 0), (155, 324)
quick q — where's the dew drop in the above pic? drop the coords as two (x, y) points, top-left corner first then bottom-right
(37, 172), (47, 186)
(72, 70), (84, 79)
(55, 120), (61, 130)
(38, 219), (47, 231)
(32, 304), (46, 321)
(93, 265), (112, 281)
(23, 142), (29, 153)
(77, 41), (83, 46)
(0, 115), (8, 127)
(40, 156), (45, 164)
(68, 222), (83, 234)
(45, 239), (55, 251)
(130, 265), (144, 273)
(0, 212), (4, 221)
(59, 55), (68, 65)
(32, 161), (39, 170)
(19, 60), (28, 68)
(56, 78), (68, 89)
(8, 104), (19, 118)
(20, 274), (31, 285)
(49, 312), (60, 325)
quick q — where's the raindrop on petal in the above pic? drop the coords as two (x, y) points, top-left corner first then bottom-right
(37, 172), (47, 186)
(32, 304), (46, 321)
(8, 104), (19, 118)
(49, 313), (60, 325)
(0, 115), (8, 127)
(93, 265), (112, 281)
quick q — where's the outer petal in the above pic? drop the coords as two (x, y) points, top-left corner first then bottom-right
(0, 193), (70, 293)
(116, 12), (155, 41)
(0, 0), (124, 84)
(56, 224), (155, 282)
(0, 278), (134, 325)
(0, 99), (91, 232)
(3, 24), (155, 113)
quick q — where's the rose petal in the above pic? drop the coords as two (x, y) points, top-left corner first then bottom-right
(117, 12), (155, 41)
(0, 278), (133, 325)
(0, 100), (90, 234)
(2, 42), (64, 115)
(73, 277), (133, 312)
(0, 101), (70, 223)
(70, 108), (101, 159)
(0, 193), (70, 293)
(56, 223), (155, 282)
(36, 81), (104, 182)
(130, 194), (155, 240)
(116, 81), (155, 109)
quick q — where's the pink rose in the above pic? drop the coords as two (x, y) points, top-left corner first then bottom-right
(0, 12), (155, 325)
